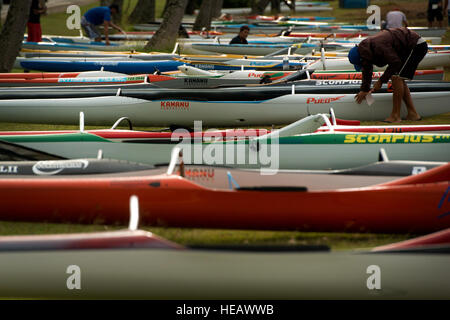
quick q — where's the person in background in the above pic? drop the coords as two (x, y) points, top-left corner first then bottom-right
(81, 5), (125, 45)
(428, 0), (443, 28)
(27, 0), (46, 42)
(229, 25), (249, 44)
(444, 0), (450, 26)
(385, 8), (408, 29)
(348, 28), (428, 123)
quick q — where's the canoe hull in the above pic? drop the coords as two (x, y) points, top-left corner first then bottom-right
(0, 91), (448, 126)
(2, 132), (449, 169)
(0, 172), (448, 233)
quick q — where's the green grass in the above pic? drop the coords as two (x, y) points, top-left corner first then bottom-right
(0, 220), (412, 251)
(0, 0), (447, 251)
(40, 0), (167, 36)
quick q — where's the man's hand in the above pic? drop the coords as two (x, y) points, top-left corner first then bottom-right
(354, 91), (369, 104)
(370, 80), (382, 93)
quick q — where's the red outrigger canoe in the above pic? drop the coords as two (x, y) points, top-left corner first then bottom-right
(0, 163), (448, 233)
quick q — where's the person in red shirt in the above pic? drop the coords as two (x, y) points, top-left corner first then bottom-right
(27, 0), (46, 43)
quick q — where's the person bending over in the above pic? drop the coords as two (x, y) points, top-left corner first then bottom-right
(81, 5), (125, 45)
(348, 27), (428, 123)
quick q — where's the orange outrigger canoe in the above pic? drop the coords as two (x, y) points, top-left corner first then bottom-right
(0, 163), (449, 233)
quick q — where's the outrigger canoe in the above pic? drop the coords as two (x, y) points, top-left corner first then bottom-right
(0, 69), (443, 88)
(190, 42), (345, 56)
(1, 114), (449, 169)
(1, 235), (449, 299)
(0, 81), (448, 126)
(0, 159), (448, 233)
(15, 59), (184, 73)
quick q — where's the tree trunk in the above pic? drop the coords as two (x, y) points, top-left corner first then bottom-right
(0, 0), (32, 73)
(185, 0), (197, 15)
(161, 1), (169, 18)
(193, 0), (213, 31)
(144, 0), (188, 52)
(251, 0), (271, 15)
(211, 0), (223, 18)
(128, 0), (156, 24)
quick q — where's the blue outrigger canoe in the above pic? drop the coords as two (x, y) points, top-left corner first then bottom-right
(17, 59), (185, 73)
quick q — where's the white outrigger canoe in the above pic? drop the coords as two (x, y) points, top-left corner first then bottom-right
(1, 114), (448, 170)
(0, 82), (448, 126)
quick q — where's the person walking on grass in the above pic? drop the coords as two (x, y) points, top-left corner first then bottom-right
(385, 8), (408, 29)
(428, 0), (444, 28)
(81, 5), (126, 45)
(348, 27), (428, 123)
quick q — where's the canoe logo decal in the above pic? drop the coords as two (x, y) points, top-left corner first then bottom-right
(315, 80), (361, 85)
(306, 96), (345, 104)
(248, 72), (263, 78)
(161, 101), (190, 110)
(184, 78), (208, 85)
(32, 160), (89, 175)
(343, 134), (450, 144)
(0, 165), (18, 174)
(182, 168), (215, 180)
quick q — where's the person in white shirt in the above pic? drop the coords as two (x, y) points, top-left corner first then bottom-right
(386, 8), (408, 29)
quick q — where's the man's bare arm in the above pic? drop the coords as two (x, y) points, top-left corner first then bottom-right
(104, 21), (110, 44)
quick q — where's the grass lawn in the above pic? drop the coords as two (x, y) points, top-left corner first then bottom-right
(0, 0), (448, 250)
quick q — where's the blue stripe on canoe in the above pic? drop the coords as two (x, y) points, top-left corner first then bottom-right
(19, 60), (184, 73)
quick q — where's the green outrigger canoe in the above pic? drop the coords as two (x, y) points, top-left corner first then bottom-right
(1, 115), (449, 170)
